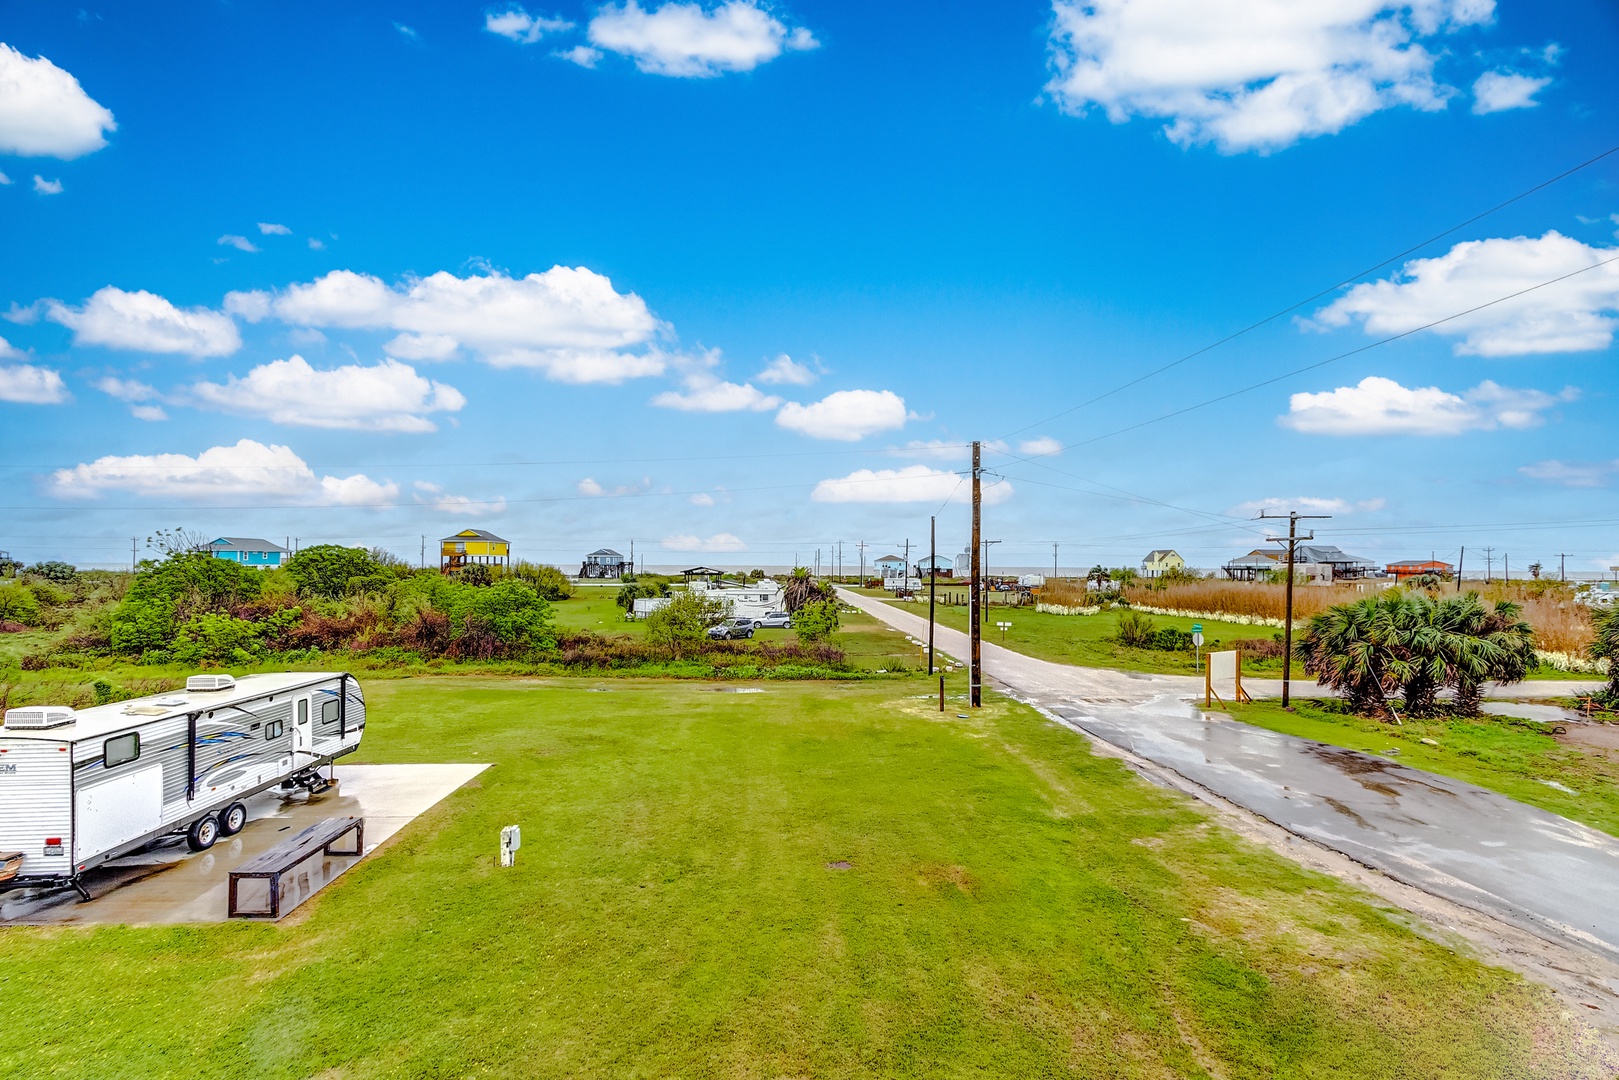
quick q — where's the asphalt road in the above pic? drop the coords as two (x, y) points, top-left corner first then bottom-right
(841, 589), (1619, 963)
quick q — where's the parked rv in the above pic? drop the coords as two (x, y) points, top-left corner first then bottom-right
(0, 672), (364, 899)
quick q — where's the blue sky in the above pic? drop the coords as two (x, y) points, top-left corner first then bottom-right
(1, 0), (1616, 573)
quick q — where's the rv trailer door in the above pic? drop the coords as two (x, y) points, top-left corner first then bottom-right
(293, 695), (312, 760)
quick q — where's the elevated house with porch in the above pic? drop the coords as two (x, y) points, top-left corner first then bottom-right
(915, 554), (952, 578)
(1140, 549), (1185, 578)
(1223, 544), (1377, 583)
(579, 548), (628, 579)
(441, 529), (510, 574)
(1386, 559), (1454, 581)
(874, 554), (907, 582)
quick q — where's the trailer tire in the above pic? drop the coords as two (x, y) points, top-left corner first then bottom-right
(187, 815), (220, 852)
(218, 802), (248, 836)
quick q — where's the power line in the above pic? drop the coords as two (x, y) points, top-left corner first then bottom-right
(995, 141), (1619, 443)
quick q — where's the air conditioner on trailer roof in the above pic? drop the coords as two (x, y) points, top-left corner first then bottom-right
(4, 706), (77, 729)
(186, 674), (237, 692)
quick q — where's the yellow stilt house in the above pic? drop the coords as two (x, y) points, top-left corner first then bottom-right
(440, 529), (510, 574)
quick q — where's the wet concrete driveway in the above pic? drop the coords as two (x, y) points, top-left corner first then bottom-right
(1, 763), (486, 925)
(840, 589), (1619, 964)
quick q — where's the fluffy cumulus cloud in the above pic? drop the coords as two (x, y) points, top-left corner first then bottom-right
(650, 348), (782, 412)
(184, 356), (466, 433)
(32, 174), (62, 194)
(93, 375), (166, 420)
(0, 336), (67, 404)
(49, 439), (398, 506)
(1280, 376), (1574, 435)
(1313, 231), (1619, 355)
(30, 286), (241, 357)
(587, 0), (818, 77)
(1045, 0), (1492, 153)
(231, 266), (664, 383)
(659, 532), (746, 551)
(811, 465), (1014, 505)
(413, 481), (508, 515)
(776, 389), (908, 441)
(577, 476), (650, 497)
(218, 234), (259, 253)
(0, 44), (117, 158)
(1471, 69), (1550, 113)
(754, 353), (819, 386)
(258, 222), (292, 235)
(1017, 436), (1063, 457)
(1519, 460), (1619, 488)
(486, 6), (573, 43)
(1228, 495), (1385, 516)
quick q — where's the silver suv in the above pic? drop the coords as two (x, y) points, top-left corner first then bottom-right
(706, 617), (756, 640)
(753, 611), (791, 629)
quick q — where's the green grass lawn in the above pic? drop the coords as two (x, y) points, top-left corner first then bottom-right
(1218, 698), (1619, 839)
(891, 601), (1287, 677)
(0, 678), (1606, 1077)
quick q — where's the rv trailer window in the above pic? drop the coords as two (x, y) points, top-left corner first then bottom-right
(266, 719), (284, 740)
(105, 733), (140, 768)
(321, 699), (340, 726)
(297, 699), (309, 725)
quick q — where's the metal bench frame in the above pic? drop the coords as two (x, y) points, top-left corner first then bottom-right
(228, 815), (364, 920)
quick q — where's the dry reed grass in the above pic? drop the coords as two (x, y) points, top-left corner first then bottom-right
(1039, 578), (1596, 652)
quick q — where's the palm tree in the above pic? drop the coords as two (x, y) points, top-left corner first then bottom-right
(1435, 594), (1536, 715)
(781, 567), (835, 613)
(1592, 606), (1619, 704)
(1298, 596), (1405, 716)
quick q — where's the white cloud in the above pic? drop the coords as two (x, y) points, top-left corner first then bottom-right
(395, 22), (419, 39)
(185, 355), (466, 433)
(1228, 495), (1385, 516)
(486, 6), (573, 43)
(37, 286), (241, 357)
(587, 0), (818, 77)
(93, 375), (164, 418)
(1017, 436), (1063, 457)
(413, 481), (508, 515)
(889, 438), (1003, 462)
(555, 45), (603, 67)
(307, 237), (326, 251)
(659, 532), (746, 551)
(1281, 376), (1574, 435)
(755, 353), (818, 386)
(0, 44), (117, 158)
(130, 404), (168, 422)
(49, 439), (397, 506)
(577, 476), (649, 497)
(811, 465), (1014, 505)
(0, 362), (68, 404)
(689, 492), (715, 506)
(1045, 0), (1491, 153)
(1519, 460), (1619, 488)
(651, 379), (780, 411)
(776, 389), (908, 441)
(1471, 69), (1550, 114)
(257, 222), (292, 235)
(246, 266), (665, 382)
(218, 234), (259, 253)
(1313, 231), (1619, 355)
(33, 174), (62, 195)
(0, 171), (11, 185)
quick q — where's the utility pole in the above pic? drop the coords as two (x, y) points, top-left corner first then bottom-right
(857, 540), (867, 587)
(1457, 547), (1465, 592)
(1053, 542), (1058, 581)
(1260, 510), (1329, 708)
(1503, 553), (1509, 582)
(902, 538), (911, 591)
(970, 440), (982, 709)
(131, 537), (138, 571)
(1559, 553), (1570, 582)
(629, 539), (634, 577)
(420, 535), (425, 569)
(836, 540), (843, 582)
(1483, 546), (1495, 583)
(928, 516), (937, 675)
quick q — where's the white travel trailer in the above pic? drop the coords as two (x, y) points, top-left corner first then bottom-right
(0, 672), (364, 899)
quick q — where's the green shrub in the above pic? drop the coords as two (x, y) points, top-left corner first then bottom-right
(644, 592), (731, 657)
(450, 580), (556, 649)
(109, 554), (263, 656)
(24, 560), (78, 584)
(0, 582), (43, 626)
(1115, 610), (1156, 648)
(286, 545), (382, 600)
(172, 612), (265, 664)
(793, 600), (841, 643)
(511, 562), (575, 600)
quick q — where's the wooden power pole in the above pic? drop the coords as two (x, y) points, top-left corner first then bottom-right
(1260, 510), (1329, 708)
(928, 515), (937, 675)
(970, 440), (982, 708)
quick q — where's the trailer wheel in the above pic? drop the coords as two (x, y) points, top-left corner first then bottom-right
(218, 802), (248, 836)
(186, 815), (220, 852)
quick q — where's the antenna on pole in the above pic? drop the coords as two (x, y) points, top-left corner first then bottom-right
(970, 441), (982, 709)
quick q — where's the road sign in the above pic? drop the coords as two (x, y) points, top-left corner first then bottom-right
(1192, 632), (1204, 647)
(1192, 623), (1203, 632)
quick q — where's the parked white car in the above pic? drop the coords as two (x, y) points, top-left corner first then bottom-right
(753, 611), (791, 629)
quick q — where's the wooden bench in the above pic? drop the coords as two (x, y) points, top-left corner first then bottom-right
(228, 815), (364, 920)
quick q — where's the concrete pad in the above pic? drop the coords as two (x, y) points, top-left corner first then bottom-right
(0, 763), (486, 926)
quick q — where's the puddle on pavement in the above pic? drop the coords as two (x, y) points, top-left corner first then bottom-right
(1304, 743), (1457, 800)
(1321, 796), (1372, 828)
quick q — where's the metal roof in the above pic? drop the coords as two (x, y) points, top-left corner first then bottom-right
(1, 672), (345, 744)
(1143, 549), (1181, 561)
(585, 548), (624, 558)
(442, 529), (507, 543)
(211, 537), (289, 553)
